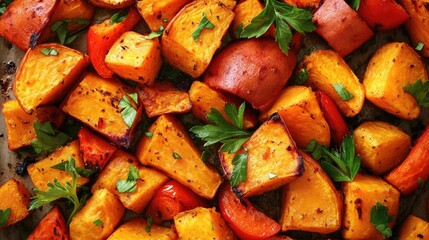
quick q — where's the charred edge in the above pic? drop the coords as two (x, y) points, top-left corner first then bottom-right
(110, 130), (131, 149)
(424, 2), (429, 10)
(232, 187), (245, 204)
(295, 154), (304, 177)
(354, 198), (363, 220)
(4, 61), (16, 75)
(29, 32), (40, 50)
(268, 112), (281, 122)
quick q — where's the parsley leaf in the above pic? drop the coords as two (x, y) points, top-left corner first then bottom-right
(110, 9), (129, 25)
(29, 158), (89, 224)
(31, 122), (71, 154)
(415, 42), (425, 51)
(40, 48), (59, 56)
(370, 202), (393, 238)
(145, 131), (154, 138)
(51, 19), (89, 45)
(119, 93), (139, 128)
(192, 12), (215, 41)
(145, 26), (164, 40)
(0, 0), (13, 15)
(403, 79), (429, 108)
(51, 161), (94, 178)
(145, 215), (153, 233)
(347, 0), (361, 10)
(93, 219), (103, 226)
(240, 0), (315, 54)
(294, 68), (308, 84)
(230, 153), (248, 187)
(116, 165), (141, 193)
(0, 208), (11, 227)
(173, 152), (182, 159)
(333, 83), (354, 101)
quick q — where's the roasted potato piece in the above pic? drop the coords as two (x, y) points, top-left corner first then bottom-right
(2, 100), (65, 150)
(260, 86), (330, 148)
(70, 188), (125, 240)
(342, 174), (400, 240)
(279, 152), (342, 234)
(0, 178), (31, 228)
(62, 72), (143, 149)
(283, 0), (322, 8)
(108, 218), (177, 240)
(27, 206), (69, 240)
(398, 215), (429, 240)
(105, 31), (162, 85)
(174, 207), (236, 240)
(14, 43), (89, 113)
(354, 121), (411, 175)
(302, 50), (365, 117)
(220, 114), (303, 198)
(400, 0), (429, 57)
(363, 42), (428, 120)
(161, 0), (235, 78)
(89, 0), (134, 9)
(136, 114), (222, 199)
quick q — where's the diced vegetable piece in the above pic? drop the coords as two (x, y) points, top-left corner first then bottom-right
(137, 81), (192, 118)
(363, 42), (428, 120)
(354, 121), (411, 175)
(89, 0), (134, 9)
(62, 72), (143, 149)
(312, 0), (374, 57)
(0, 178), (31, 228)
(302, 50), (365, 117)
(232, 0), (273, 36)
(27, 140), (89, 191)
(174, 207), (236, 240)
(161, 0), (235, 78)
(188, 81), (257, 129)
(279, 152), (342, 234)
(107, 218), (177, 240)
(260, 86), (331, 148)
(204, 38), (297, 111)
(358, 0), (409, 31)
(87, 7), (141, 78)
(342, 173), (400, 240)
(69, 189), (125, 240)
(27, 206), (69, 240)
(105, 31), (162, 84)
(91, 150), (169, 213)
(0, 0), (57, 50)
(220, 113), (303, 197)
(14, 43), (89, 113)
(219, 184), (280, 239)
(136, 0), (192, 32)
(398, 215), (429, 240)
(2, 100), (65, 150)
(385, 125), (429, 195)
(136, 114), (222, 199)
(283, 0), (322, 8)
(400, 0), (429, 57)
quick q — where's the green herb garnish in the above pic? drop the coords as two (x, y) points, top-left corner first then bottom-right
(145, 131), (154, 138)
(40, 48), (59, 56)
(192, 12), (215, 41)
(145, 215), (153, 233)
(294, 68), (308, 84)
(0, 0), (13, 15)
(370, 202), (393, 238)
(93, 219), (103, 226)
(230, 153), (248, 187)
(110, 9), (129, 25)
(116, 165), (141, 193)
(173, 152), (182, 159)
(31, 122), (71, 154)
(0, 208), (11, 227)
(119, 93), (139, 128)
(51, 161), (94, 178)
(348, 0), (361, 10)
(333, 83), (354, 101)
(403, 79), (429, 108)
(51, 19), (89, 45)
(145, 26), (164, 40)
(415, 42), (424, 51)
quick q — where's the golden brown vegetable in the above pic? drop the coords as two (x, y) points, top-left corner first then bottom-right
(14, 43), (89, 113)
(232, 0), (269, 35)
(363, 42), (428, 120)
(107, 218), (177, 240)
(0, 178), (31, 229)
(27, 206), (69, 240)
(400, 0), (429, 57)
(161, 0), (235, 78)
(279, 152), (342, 234)
(398, 215), (429, 240)
(283, 0), (322, 8)
(88, 0), (134, 9)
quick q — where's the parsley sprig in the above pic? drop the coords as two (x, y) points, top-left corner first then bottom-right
(238, 0), (315, 54)
(110, 9), (128, 25)
(31, 122), (71, 154)
(119, 93), (139, 128)
(403, 79), (429, 108)
(192, 12), (215, 41)
(333, 83), (354, 101)
(0, 208), (11, 227)
(370, 202), (394, 238)
(51, 19), (89, 45)
(116, 165), (141, 193)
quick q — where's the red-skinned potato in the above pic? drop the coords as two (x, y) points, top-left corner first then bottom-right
(204, 38), (297, 111)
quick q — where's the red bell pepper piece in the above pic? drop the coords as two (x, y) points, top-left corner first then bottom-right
(87, 7), (141, 78)
(357, 0), (409, 31)
(316, 90), (349, 146)
(218, 184), (281, 240)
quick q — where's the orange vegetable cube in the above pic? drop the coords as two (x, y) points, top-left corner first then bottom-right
(0, 178), (31, 228)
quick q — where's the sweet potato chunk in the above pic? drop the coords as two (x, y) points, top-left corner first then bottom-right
(232, 0), (267, 35)
(398, 215), (429, 240)
(136, 114), (222, 199)
(2, 100), (65, 150)
(354, 121), (411, 175)
(92, 150), (169, 213)
(88, 0), (134, 9)
(14, 43), (89, 113)
(137, 81), (192, 118)
(260, 86), (330, 148)
(279, 152), (342, 234)
(69, 189), (125, 240)
(161, 0), (235, 78)
(342, 174), (400, 240)
(220, 114), (303, 198)
(400, 0), (429, 57)
(62, 72), (143, 148)
(108, 218), (177, 240)
(27, 206), (69, 240)
(174, 207), (236, 240)
(363, 42), (428, 120)
(302, 50), (365, 117)
(0, 178), (31, 228)
(283, 0), (322, 8)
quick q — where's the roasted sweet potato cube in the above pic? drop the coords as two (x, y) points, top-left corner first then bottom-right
(302, 50), (365, 117)
(363, 42), (429, 120)
(398, 215), (429, 239)
(161, 0), (235, 78)
(0, 178), (31, 228)
(232, 0), (271, 36)
(260, 86), (331, 148)
(105, 31), (162, 85)
(70, 188), (125, 240)
(62, 72), (143, 148)
(283, 0), (322, 8)
(27, 206), (69, 240)
(220, 114), (303, 198)
(136, 114), (222, 199)
(14, 43), (89, 113)
(89, 0), (134, 9)
(354, 121), (411, 175)
(92, 150), (169, 213)
(27, 140), (89, 191)
(342, 174), (400, 240)
(0, 0), (57, 50)
(136, 0), (192, 32)
(174, 207), (236, 240)
(279, 152), (342, 234)
(107, 218), (177, 240)
(400, 0), (429, 57)
(137, 81), (192, 118)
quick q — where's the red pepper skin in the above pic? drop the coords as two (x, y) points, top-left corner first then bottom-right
(357, 0), (409, 31)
